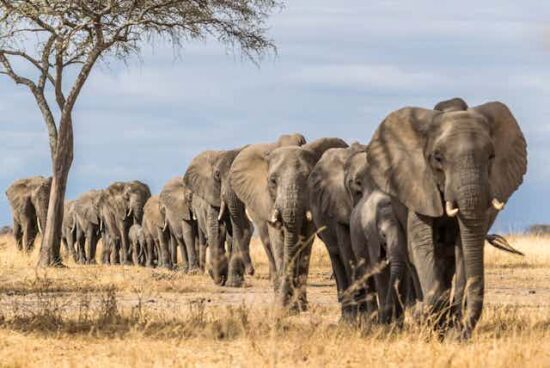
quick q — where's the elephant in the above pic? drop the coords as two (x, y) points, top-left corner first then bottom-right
(349, 186), (410, 325)
(366, 99), (527, 337)
(190, 193), (211, 272)
(184, 149), (245, 285)
(159, 177), (199, 272)
(128, 224), (146, 265)
(142, 195), (170, 268)
(61, 200), (78, 261)
(307, 142), (369, 320)
(73, 190), (104, 264)
(98, 181), (151, 265)
(230, 136), (348, 310)
(5, 176), (52, 252)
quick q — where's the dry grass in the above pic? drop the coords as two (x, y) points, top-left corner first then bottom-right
(0, 233), (548, 367)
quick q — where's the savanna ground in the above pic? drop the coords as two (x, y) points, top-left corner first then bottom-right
(0, 233), (548, 367)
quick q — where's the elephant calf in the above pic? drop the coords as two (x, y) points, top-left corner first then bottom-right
(129, 224), (146, 266)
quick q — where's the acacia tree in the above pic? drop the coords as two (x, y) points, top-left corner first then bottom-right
(0, 0), (279, 266)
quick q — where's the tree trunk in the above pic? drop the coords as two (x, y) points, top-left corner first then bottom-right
(38, 115), (74, 267)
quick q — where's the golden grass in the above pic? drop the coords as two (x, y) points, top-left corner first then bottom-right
(0, 233), (548, 367)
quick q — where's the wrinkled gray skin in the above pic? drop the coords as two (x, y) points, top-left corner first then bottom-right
(366, 99), (527, 337)
(128, 224), (146, 265)
(5, 176), (52, 252)
(61, 200), (78, 261)
(231, 136), (348, 310)
(142, 195), (170, 268)
(159, 177), (198, 272)
(98, 181), (151, 265)
(73, 190), (103, 264)
(308, 143), (362, 320)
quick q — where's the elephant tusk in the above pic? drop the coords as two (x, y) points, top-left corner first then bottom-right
(218, 201), (226, 221)
(163, 220), (168, 232)
(192, 211), (197, 221)
(245, 208), (254, 223)
(306, 210), (313, 222)
(37, 217), (43, 234)
(445, 201), (459, 217)
(492, 198), (505, 211)
(269, 209), (280, 225)
(126, 208), (133, 218)
(100, 218), (104, 231)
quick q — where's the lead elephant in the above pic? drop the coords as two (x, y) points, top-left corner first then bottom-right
(230, 137), (348, 310)
(98, 181), (151, 265)
(366, 100), (527, 337)
(159, 177), (199, 272)
(5, 176), (51, 252)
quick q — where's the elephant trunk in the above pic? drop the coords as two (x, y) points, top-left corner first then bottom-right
(279, 183), (304, 307)
(207, 205), (227, 285)
(455, 165), (488, 336)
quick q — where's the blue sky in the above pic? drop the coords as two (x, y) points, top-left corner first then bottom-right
(0, 1), (549, 232)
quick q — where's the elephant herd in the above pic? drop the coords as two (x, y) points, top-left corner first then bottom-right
(5, 98), (527, 339)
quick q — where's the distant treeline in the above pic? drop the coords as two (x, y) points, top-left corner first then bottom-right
(526, 224), (550, 235)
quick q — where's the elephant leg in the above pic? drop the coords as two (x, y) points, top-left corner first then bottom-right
(267, 225), (284, 292)
(227, 217), (246, 288)
(257, 222), (277, 285)
(169, 233), (178, 267)
(182, 221), (199, 273)
(110, 239), (120, 265)
(13, 219), (23, 251)
(198, 233), (207, 272)
(451, 240), (466, 324)
(294, 230), (314, 312)
(120, 225), (131, 265)
(319, 229), (351, 320)
(85, 228), (98, 264)
(408, 212), (446, 325)
(335, 223), (358, 319)
(178, 233), (190, 272)
(145, 236), (154, 268)
(21, 218), (37, 253)
(158, 230), (172, 269)
(131, 237), (140, 266)
(75, 227), (86, 264)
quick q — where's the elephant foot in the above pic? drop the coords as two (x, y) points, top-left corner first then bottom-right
(245, 265), (255, 276)
(87, 259), (97, 265)
(226, 275), (245, 288)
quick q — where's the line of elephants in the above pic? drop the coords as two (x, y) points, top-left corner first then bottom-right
(5, 98), (527, 339)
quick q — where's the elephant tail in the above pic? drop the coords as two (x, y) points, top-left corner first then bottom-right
(486, 234), (524, 256)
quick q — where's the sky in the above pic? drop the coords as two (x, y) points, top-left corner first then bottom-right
(0, 0), (549, 232)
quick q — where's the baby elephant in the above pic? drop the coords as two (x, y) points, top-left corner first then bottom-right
(350, 189), (410, 324)
(129, 224), (146, 266)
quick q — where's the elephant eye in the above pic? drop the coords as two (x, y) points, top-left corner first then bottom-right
(213, 169), (221, 181)
(268, 176), (277, 187)
(433, 151), (443, 163)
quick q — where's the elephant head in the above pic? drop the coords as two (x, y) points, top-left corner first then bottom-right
(367, 101), (527, 333)
(30, 176), (52, 234)
(123, 181), (151, 224)
(74, 190), (103, 231)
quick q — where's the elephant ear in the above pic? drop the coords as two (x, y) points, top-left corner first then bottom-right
(367, 107), (443, 217)
(184, 150), (223, 207)
(277, 133), (307, 147)
(302, 137), (349, 163)
(160, 177), (192, 221)
(308, 148), (354, 224)
(473, 102), (527, 202)
(434, 97), (468, 112)
(230, 143), (275, 221)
